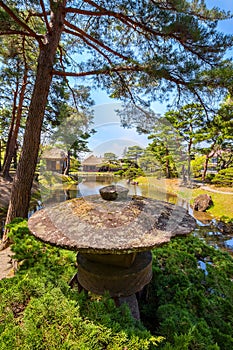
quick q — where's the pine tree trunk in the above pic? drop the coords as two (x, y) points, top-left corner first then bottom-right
(2, 84), (19, 180)
(187, 139), (193, 183)
(2, 64), (28, 179)
(0, 139), (2, 171)
(202, 156), (209, 181)
(165, 148), (170, 178)
(63, 151), (70, 176)
(1, 2), (66, 248)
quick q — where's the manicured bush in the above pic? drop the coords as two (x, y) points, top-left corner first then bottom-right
(0, 219), (162, 350)
(140, 236), (233, 349)
(211, 167), (233, 186)
(1, 220), (232, 349)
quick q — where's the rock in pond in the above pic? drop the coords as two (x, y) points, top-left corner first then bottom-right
(193, 194), (213, 212)
(99, 185), (129, 201)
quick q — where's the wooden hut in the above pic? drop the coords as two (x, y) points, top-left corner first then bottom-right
(81, 155), (104, 172)
(42, 148), (68, 173)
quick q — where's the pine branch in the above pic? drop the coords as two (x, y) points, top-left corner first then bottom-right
(0, 30), (35, 36)
(52, 65), (141, 77)
(64, 20), (129, 60)
(0, 1), (39, 38)
(39, 0), (51, 33)
(66, 7), (108, 16)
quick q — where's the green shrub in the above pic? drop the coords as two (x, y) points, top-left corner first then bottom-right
(0, 219), (162, 350)
(212, 167), (233, 186)
(140, 236), (233, 349)
(1, 220), (233, 349)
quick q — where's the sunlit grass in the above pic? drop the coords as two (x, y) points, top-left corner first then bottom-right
(136, 176), (233, 219)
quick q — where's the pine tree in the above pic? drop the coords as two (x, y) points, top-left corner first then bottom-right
(0, 0), (232, 247)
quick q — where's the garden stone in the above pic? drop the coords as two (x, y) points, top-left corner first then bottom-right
(193, 194), (213, 212)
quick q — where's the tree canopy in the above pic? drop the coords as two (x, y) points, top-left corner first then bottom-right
(1, 0), (232, 105)
(0, 0), (233, 246)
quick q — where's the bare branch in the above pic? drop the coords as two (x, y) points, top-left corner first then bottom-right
(57, 45), (80, 111)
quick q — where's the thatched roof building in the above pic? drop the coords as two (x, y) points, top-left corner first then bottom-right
(42, 148), (67, 173)
(81, 155), (104, 172)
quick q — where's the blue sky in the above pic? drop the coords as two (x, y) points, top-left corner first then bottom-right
(86, 103), (150, 157)
(86, 0), (233, 158)
(205, 0), (233, 34)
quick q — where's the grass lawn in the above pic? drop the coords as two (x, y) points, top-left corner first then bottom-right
(190, 188), (233, 219)
(136, 176), (233, 220)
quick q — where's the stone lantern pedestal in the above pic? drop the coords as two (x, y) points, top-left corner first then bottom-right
(28, 186), (196, 320)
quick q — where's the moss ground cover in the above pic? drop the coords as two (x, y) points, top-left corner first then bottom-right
(140, 236), (233, 349)
(0, 219), (233, 349)
(0, 219), (162, 350)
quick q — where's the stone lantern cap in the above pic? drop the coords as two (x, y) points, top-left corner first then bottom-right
(28, 193), (196, 254)
(99, 185), (129, 200)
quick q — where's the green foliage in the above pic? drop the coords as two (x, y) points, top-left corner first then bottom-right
(1, 219), (233, 349)
(0, 219), (161, 350)
(70, 157), (81, 172)
(219, 216), (233, 224)
(212, 167), (233, 186)
(123, 146), (144, 161)
(104, 152), (118, 161)
(191, 155), (206, 177)
(123, 167), (145, 181)
(147, 117), (179, 179)
(140, 236), (233, 349)
(99, 162), (121, 172)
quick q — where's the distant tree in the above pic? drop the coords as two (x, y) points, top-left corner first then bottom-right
(138, 149), (160, 173)
(0, 35), (36, 180)
(103, 152), (118, 161)
(0, 107), (11, 171)
(191, 155), (206, 178)
(123, 167), (144, 182)
(124, 146), (144, 163)
(212, 167), (233, 186)
(217, 150), (233, 170)
(49, 94), (94, 175)
(166, 103), (206, 182)
(198, 96), (233, 181)
(0, 0), (232, 248)
(147, 118), (179, 179)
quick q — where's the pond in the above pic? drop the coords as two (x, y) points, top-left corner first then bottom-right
(2, 175), (233, 256)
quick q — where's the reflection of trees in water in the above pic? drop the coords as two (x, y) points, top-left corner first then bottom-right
(1, 177), (232, 254)
(140, 184), (177, 205)
(194, 224), (233, 256)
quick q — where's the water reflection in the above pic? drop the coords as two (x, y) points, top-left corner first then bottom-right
(1, 177), (232, 255)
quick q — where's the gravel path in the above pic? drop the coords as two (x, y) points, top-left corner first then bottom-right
(200, 185), (233, 195)
(0, 246), (14, 280)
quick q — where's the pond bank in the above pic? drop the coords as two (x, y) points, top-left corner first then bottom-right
(136, 177), (233, 220)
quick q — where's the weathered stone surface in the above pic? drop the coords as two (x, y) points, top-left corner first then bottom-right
(215, 221), (233, 234)
(116, 294), (140, 320)
(28, 195), (196, 254)
(99, 185), (129, 201)
(81, 252), (136, 267)
(193, 194), (213, 212)
(77, 251), (152, 297)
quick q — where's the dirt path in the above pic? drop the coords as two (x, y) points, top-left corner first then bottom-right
(0, 176), (12, 208)
(0, 246), (14, 280)
(200, 185), (233, 195)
